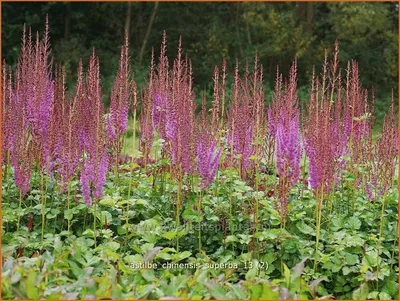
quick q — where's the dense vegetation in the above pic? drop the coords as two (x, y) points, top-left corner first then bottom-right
(1, 4), (399, 300)
(2, 3), (398, 110)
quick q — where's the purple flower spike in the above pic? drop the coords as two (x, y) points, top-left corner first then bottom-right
(197, 135), (221, 189)
(275, 112), (301, 185)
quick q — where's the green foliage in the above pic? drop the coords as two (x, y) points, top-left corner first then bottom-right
(2, 160), (398, 299)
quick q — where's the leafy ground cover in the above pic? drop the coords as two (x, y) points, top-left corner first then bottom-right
(2, 163), (399, 299)
(1, 18), (398, 300)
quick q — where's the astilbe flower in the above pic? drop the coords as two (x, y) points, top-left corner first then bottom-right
(18, 19), (55, 172)
(304, 69), (344, 194)
(343, 61), (371, 165)
(163, 38), (196, 176)
(140, 87), (154, 166)
(227, 60), (257, 178)
(267, 68), (284, 139)
(228, 90), (255, 172)
(276, 113), (301, 185)
(8, 68), (34, 195)
(152, 93), (168, 133)
(151, 32), (170, 141)
(366, 95), (398, 200)
(2, 65), (15, 158)
(211, 66), (221, 134)
(303, 43), (353, 194)
(74, 60), (90, 152)
(212, 60), (227, 135)
(196, 93), (221, 189)
(3, 22), (57, 195)
(269, 61), (301, 218)
(107, 32), (133, 143)
(197, 133), (221, 189)
(81, 152), (108, 202)
(77, 51), (110, 206)
(50, 65), (81, 189)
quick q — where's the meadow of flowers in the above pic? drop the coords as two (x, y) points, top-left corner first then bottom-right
(2, 19), (399, 300)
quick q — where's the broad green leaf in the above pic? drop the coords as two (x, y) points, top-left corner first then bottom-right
(249, 283), (263, 299)
(353, 283), (369, 300)
(260, 282), (280, 299)
(182, 207), (202, 223)
(226, 283), (246, 299)
(378, 292), (391, 300)
(26, 269), (40, 299)
(225, 235), (239, 244)
(205, 283), (229, 300)
(345, 253), (359, 265)
(162, 231), (177, 240)
(173, 251), (191, 262)
(348, 216), (361, 230)
(296, 221), (315, 236)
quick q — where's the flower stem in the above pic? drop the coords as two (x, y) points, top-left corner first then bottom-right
(198, 188), (203, 253)
(17, 190), (22, 231)
(93, 200), (97, 247)
(4, 150), (10, 195)
(176, 178), (182, 252)
(314, 188), (323, 271)
(41, 172), (48, 243)
(67, 181), (71, 232)
(376, 193), (387, 289)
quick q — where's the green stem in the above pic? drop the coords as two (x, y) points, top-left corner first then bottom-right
(198, 188), (202, 253)
(124, 199), (129, 253)
(114, 146), (119, 186)
(93, 201), (97, 247)
(376, 193), (387, 289)
(41, 172), (47, 243)
(132, 111), (137, 157)
(4, 150), (10, 194)
(127, 112), (137, 205)
(326, 194), (333, 233)
(17, 190), (22, 231)
(67, 181), (71, 232)
(314, 188), (323, 271)
(176, 178), (182, 252)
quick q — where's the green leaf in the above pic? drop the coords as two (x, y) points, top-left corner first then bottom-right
(141, 269), (156, 282)
(226, 283), (246, 299)
(162, 231), (177, 240)
(182, 207), (202, 223)
(64, 209), (73, 221)
(345, 253), (359, 265)
(205, 283), (229, 300)
(296, 221), (315, 236)
(367, 292), (379, 299)
(225, 235), (239, 244)
(173, 251), (191, 262)
(260, 282), (280, 299)
(136, 284), (156, 299)
(237, 234), (252, 245)
(342, 266), (352, 275)
(364, 251), (379, 267)
(283, 263), (291, 285)
(249, 283), (263, 299)
(348, 216), (361, 230)
(353, 283), (369, 300)
(382, 280), (398, 298)
(330, 216), (345, 231)
(26, 269), (40, 299)
(378, 292), (391, 300)
(245, 263), (258, 281)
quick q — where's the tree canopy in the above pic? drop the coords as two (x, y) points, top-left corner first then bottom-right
(2, 2), (398, 109)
